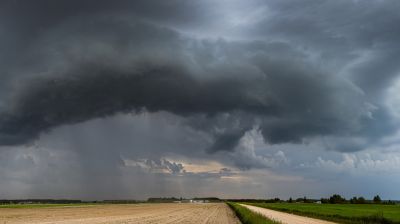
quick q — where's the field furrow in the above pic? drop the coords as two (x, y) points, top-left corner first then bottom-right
(0, 203), (240, 224)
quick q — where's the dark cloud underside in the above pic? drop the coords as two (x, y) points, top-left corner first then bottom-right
(0, 6), (388, 152)
(1, 1), (400, 200)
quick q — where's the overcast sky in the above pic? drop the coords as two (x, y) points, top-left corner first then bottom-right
(1, 0), (400, 200)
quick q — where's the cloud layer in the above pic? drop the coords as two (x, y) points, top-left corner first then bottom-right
(0, 20), (373, 151)
(1, 0), (400, 199)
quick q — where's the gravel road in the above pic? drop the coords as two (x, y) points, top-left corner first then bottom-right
(240, 204), (337, 224)
(0, 203), (240, 224)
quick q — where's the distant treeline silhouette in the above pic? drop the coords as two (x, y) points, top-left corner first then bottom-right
(0, 199), (141, 204)
(319, 194), (396, 205)
(0, 199), (82, 204)
(147, 197), (221, 203)
(147, 197), (181, 203)
(229, 194), (397, 205)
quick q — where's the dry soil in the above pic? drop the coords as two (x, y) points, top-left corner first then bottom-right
(0, 203), (241, 224)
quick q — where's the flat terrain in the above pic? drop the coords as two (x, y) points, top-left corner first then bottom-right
(247, 203), (400, 224)
(241, 204), (336, 224)
(0, 203), (240, 224)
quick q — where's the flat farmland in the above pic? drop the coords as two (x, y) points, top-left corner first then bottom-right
(0, 203), (240, 224)
(247, 203), (400, 224)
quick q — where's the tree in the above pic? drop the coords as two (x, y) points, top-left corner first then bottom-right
(357, 197), (366, 204)
(373, 195), (382, 204)
(288, 197), (293, 203)
(383, 200), (395, 205)
(321, 198), (329, 204)
(329, 194), (346, 204)
(350, 196), (366, 204)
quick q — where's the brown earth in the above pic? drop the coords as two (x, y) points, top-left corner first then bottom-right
(0, 203), (240, 224)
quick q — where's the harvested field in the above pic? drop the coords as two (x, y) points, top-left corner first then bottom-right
(0, 203), (240, 224)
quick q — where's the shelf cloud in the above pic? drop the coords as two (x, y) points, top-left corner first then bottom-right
(1, 0), (400, 199)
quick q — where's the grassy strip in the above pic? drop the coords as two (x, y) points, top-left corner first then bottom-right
(227, 202), (281, 224)
(247, 203), (399, 224)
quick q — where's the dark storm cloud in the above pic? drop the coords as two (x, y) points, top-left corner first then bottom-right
(0, 0), (399, 153)
(0, 63), (279, 145)
(143, 158), (185, 174)
(2, 0), (400, 200)
(256, 0), (400, 97)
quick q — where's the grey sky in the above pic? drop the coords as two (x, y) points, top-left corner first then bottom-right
(1, 0), (400, 200)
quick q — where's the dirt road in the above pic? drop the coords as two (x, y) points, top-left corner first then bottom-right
(240, 204), (337, 224)
(0, 203), (240, 224)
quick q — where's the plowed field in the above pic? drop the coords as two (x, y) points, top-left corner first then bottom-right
(0, 203), (240, 224)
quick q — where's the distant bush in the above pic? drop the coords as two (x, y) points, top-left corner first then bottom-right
(374, 195), (382, 204)
(192, 197), (221, 202)
(350, 197), (366, 204)
(321, 198), (330, 204)
(383, 200), (396, 205)
(295, 196), (314, 203)
(147, 197), (180, 203)
(329, 194), (347, 204)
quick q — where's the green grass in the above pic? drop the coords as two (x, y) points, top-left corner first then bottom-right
(227, 202), (281, 224)
(246, 202), (400, 224)
(0, 203), (99, 208)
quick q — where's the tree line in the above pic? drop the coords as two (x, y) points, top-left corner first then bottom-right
(319, 194), (395, 204)
(0, 199), (82, 204)
(230, 194), (397, 205)
(285, 194), (396, 205)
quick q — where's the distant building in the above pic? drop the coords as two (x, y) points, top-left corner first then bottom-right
(159, 198), (212, 203)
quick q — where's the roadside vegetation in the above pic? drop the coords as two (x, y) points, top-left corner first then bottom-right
(247, 202), (400, 224)
(227, 202), (281, 224)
